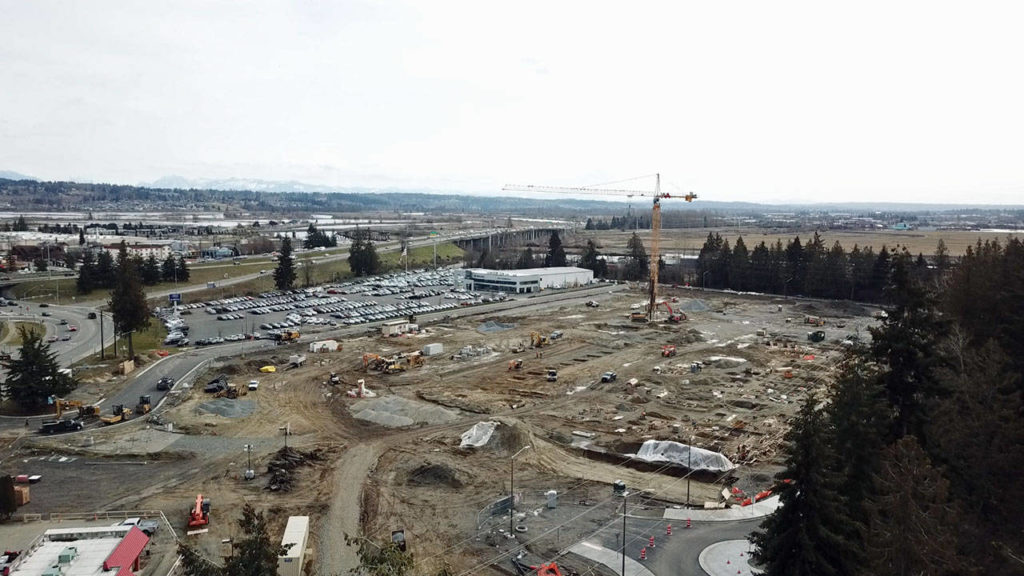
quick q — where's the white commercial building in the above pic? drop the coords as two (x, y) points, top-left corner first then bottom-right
(456, 267), (593, 294)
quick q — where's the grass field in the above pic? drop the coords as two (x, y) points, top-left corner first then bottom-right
(579, 228), (1023, 257)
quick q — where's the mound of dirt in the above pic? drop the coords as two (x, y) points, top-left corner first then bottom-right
(406, 463), (463, 488)
(489, 420), (532, 456)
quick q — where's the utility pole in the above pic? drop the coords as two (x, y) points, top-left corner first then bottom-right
(99, 310), (105, 360)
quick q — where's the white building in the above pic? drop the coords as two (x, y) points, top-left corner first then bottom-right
(456, 267), (593, 294)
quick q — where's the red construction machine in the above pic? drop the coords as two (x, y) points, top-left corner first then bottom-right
(187, 494), (210, 528)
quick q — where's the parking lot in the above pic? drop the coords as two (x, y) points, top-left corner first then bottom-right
(156, 268), (506, 345)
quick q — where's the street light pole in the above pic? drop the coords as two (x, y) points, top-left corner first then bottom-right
(619, 487), (630, 576)
(509, 445), (532, 535)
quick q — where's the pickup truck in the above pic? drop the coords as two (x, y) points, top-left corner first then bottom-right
(113, 517), (159, 536)
(39, 419), (83, 434)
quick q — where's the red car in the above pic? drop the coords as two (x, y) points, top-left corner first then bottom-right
(68, 326), (78, 332)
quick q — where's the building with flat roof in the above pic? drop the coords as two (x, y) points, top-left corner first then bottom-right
(455, 267), (593, 294)
(9, 525), (149, 576)
(278, 516), (309, 576)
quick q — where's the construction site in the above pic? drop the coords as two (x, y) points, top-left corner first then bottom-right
(5, 282), (881, 575)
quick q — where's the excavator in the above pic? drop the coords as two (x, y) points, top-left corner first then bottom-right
(511, 557), (568, 576)
(530, 332), (549, 348)
(51, 397), (83, 419)
(662, 345), (677, 357)
(187, 493), (210, 528)
(657, 301), (686, 323)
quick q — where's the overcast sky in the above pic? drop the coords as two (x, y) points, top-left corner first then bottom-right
(2, 1), (1023, 204)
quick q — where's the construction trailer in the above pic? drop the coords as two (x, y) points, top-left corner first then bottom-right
(308, 339), (341, 353)
(278, 516), (309, 576)
(381, 320), (410, 337)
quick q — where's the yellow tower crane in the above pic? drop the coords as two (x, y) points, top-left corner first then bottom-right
(503, 174), (696, 320)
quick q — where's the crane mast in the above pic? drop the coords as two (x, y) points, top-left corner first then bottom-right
(502, 174), (696, 321)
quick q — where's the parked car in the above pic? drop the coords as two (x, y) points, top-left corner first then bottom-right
(87, 312), (97, 319)
(156, 377), (174, 391)
(601, 371), (618, 383)
(113, 517), (160, 536)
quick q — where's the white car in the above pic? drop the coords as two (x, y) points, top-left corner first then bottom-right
(248, 380), (259, 390)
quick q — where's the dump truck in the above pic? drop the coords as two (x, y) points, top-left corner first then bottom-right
(100, 405), (131, 425)
(39, 419), (83, 434)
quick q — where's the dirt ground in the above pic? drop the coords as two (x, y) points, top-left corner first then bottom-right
(0, 286), (881, 575)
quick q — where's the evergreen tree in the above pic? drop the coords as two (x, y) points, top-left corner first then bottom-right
(751, 394), (857, 576)
(109, 241), (151, 359)
(868, 246), (891, 303)
(933, 238), (950, 276)
(13, 215), (28, 232)
(76, 250), (96, 294)
(78, 229), (86, 246)
(141, 255), (161, 285)
(824, 241), (849, 300)
(784, 236), (805, 296)
(348, 230), (381, 276)
(623, 233), (649, 281)
(95, 250), (115, 289)
(861, 436), (964, 576)
(161, 255), (177, 282)
(730, 237), (750, 291)
(545, 231), (567, 267)
(828, 360), (887, 533)
(578, 240), (607, 277)
(802, 232), (828, 298)
(1, 325), (77, 409)
(224, 504), (287, 576)
(515, 247), (535, 269)
(274, 237), (296, 290)
(749, 241), (771, 292)
(869, 250), (947, 440)
(176, 256), (190, 282)
(33, 257), (47, 272)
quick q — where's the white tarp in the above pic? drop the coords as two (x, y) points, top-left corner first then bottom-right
(460, 421), (499, 448)
(634, 440), (736, 472)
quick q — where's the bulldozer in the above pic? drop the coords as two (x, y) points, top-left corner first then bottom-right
(214, 384), (247, 399)
(383, 362), (406, 375)
(100, 404), (131, 425)
(135, 395), (152, 415)
(508, 359), (524, 371)
(662, 345), (677, 357)
(530, 332), (549, 348)
(405, 353), (424, 367)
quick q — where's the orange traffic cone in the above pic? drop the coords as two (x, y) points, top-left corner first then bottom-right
(686, 518), (692, 528)
(639, 547), (647, 561)
(649, 535), (655, 548)
(666, 524), (672, 536)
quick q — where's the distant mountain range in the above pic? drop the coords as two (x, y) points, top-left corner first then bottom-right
(1, 170), (1021, 214)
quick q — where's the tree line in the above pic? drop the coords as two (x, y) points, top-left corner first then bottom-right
(77, 250), (189, 293)
(753, 238), (1024, 575)
(695, 231), (953, 303)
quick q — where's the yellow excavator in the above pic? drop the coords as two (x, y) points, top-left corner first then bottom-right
(530, 332), (549, 348)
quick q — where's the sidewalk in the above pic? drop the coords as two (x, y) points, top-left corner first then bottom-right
(663, 496), (780, 522)
(568, 541), (656, 576)
(698, 540), (758, 575)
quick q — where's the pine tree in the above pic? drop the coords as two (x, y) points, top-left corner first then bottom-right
(108, 241), (151, 359)
(161, 255), (177, 282)
(785, 236), (805, 296)
(76, 250), (96, 294)
(1, 325), (77, 409)
(730, 237), (750, 291)
(749, 241), (771, 292)
(515, 247), (535, 269)
(141, 255), (161, 285)
(869, 250), (947, 440)
(176, 256), (190, 282)
(274, 237), (296, 290)
(545, 231), (567, 267)
(78, 229), (85, 246)
(824, 241), (849, 300)
(623, 233), (649, 281)
(751, 394), (857, 576)
(96, 250), (115, 289)
(579, 240), (607, 277)
(861, 436), (964, 576)
(224, 504), (287, 576)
